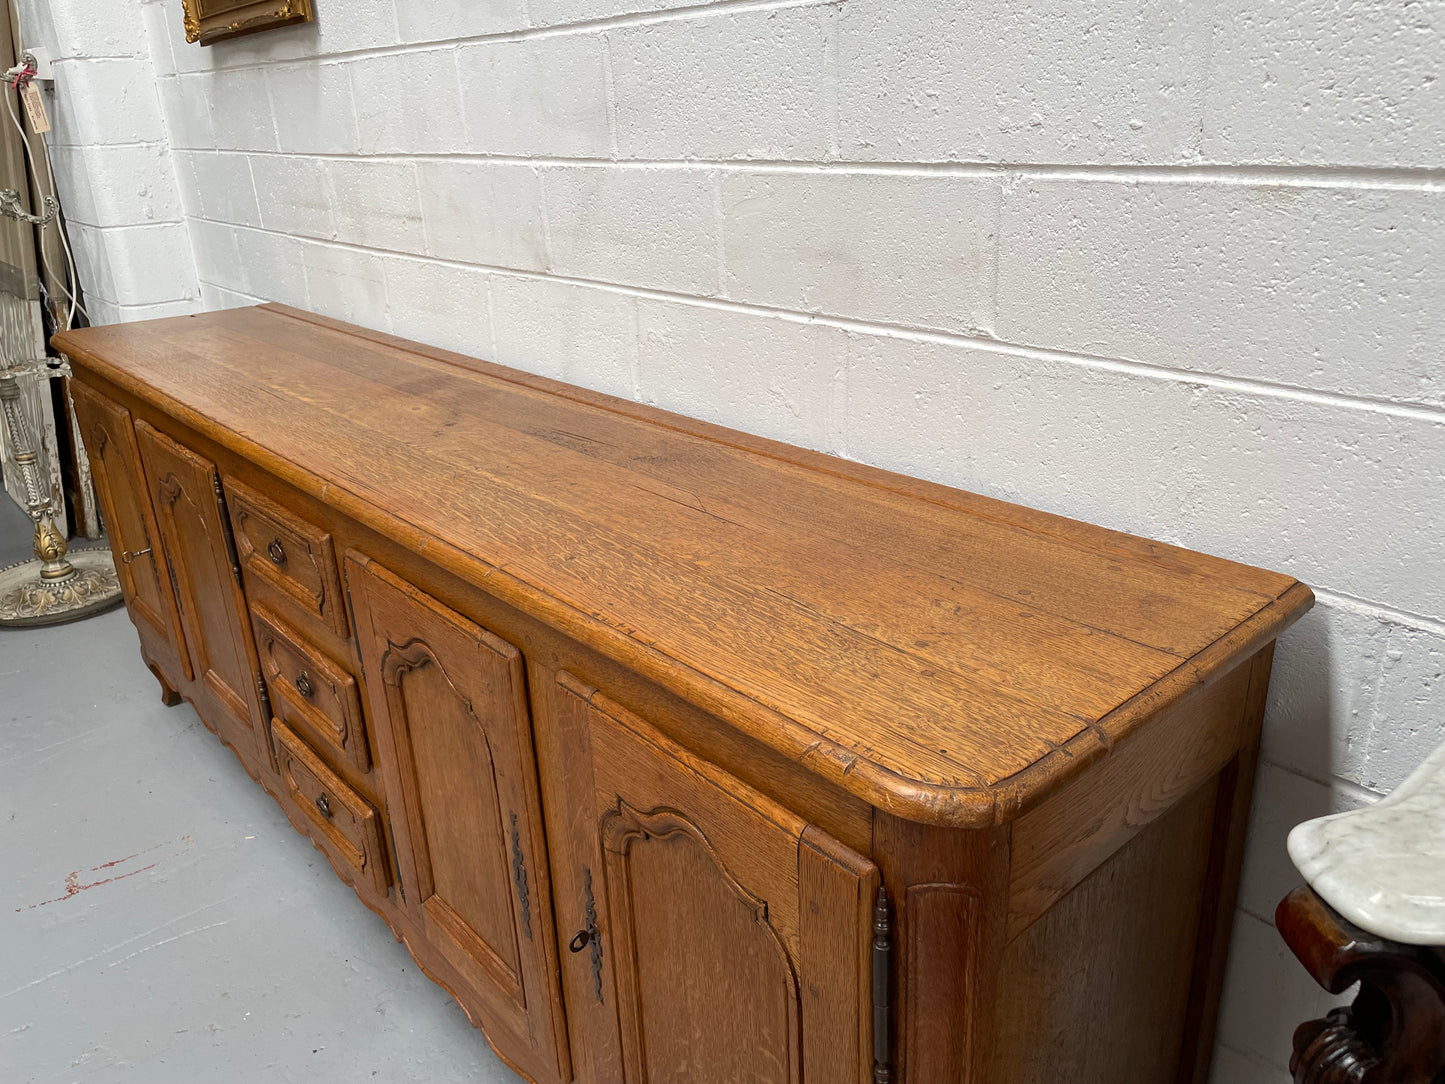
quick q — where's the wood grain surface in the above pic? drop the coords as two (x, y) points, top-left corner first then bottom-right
(57, 305), (1312, 828)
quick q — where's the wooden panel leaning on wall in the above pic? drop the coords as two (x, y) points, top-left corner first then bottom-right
(57, 305), (1312, 1084)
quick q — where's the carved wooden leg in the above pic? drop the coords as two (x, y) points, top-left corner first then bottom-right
(147, 662), (182, 707)
(1276, 885), (1445, 1083)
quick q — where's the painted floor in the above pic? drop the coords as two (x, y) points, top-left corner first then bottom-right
(0, 497), (519, 1083)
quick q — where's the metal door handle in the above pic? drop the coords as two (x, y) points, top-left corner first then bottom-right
(267, 539), (286, 565)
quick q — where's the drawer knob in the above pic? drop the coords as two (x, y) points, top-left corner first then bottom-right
(267, 538), (286, 565)
(568, 929), (591, 953)
(295, 671), (313, 699)
(120, 547), (152, 565)
(315, 793), (331, 818)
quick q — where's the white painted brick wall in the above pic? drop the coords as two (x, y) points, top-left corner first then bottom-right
(249, 153), (334, 238)
(610, 6), (836, 160)
(185, 217), (242, 288)
(416, 159), (548, 268)
(544, 165), (720, 292)
(995, 179), (1445, 407)
(47, 144), (184, 226)
(1202, 0), (1445, 167)
(23, 0), (1445, 1079)
(637, 299), (847, 449)
(718, 170), (997, 332)
(327, 159), (426, 251)
(489, 275), (638, 397)
(157, 74), (217, 149)
(383, 253), (492, 357)
(530, 0), (693, 27)
(185, 151), (262, 226)
(49, 58), (167, 146)
(300, 239), (385, 323)
(458, 36), (610, 157)
(238, 227), (307, 304)
(207, 66), (277, 150)
(355, 49), (465, 155)
(396, 0), (525, 43)
(836, 0), (1208, 164)
(269, 63), (358, 153)
(15, 0), (200, 319)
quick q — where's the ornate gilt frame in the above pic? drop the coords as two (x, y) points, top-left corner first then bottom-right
(180, 0), (314, 46)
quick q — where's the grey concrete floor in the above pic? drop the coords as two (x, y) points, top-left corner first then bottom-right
(1, 496), (519, 1083)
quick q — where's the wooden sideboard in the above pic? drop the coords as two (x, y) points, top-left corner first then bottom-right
(58, 304), (1312, 1084)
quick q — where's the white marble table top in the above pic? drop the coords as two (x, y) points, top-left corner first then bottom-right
(1289, 742), (1445, 946)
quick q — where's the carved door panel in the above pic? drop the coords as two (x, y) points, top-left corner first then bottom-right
(553, 675), (880, 1084)
(134, 420), (262, 763)
(346, 555), (569, 1083)
(69, 382), (190, 683)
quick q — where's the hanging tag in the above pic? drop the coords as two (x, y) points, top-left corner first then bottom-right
(19, 83), (49, 134)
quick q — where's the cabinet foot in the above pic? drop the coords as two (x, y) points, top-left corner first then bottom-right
(148, 664), (182, 707)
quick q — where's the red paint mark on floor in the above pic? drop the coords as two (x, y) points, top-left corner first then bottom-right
(91, 852), (139, 871)
(16, 854), (159, 911)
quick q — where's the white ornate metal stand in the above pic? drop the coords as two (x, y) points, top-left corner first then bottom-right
(0, 362), (120, 626)
(0, 58), (119, 625)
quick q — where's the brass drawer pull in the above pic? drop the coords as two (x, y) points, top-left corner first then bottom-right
(120, 547), (152, 565)
(295, 671), (313, 699)
(315, 792), (331, 818)
(267, 538), (286, 565)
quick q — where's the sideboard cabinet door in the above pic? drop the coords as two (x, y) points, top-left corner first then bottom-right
(70, 382), (190, 686)
(552, 675), (880, 1084)
(346, 556), (569, 1083)
(133, 420), (263, 766)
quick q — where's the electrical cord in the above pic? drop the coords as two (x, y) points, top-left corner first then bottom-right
(4, 56), (85, 331)
(36, 129), (86, 330)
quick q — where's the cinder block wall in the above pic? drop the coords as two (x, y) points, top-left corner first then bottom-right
(19, 0), (1445, 1079)
(15, 0), (199, 322)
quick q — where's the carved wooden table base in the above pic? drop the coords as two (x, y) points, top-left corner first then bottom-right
(1277, 886), (1445, 1083)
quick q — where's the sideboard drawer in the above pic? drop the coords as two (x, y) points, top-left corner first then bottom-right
(272, 718), (388, 894)
(253, 603), (370, 774)
(225, 476), (349, 638)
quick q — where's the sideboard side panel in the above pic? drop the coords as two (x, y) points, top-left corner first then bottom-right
(1176, 642), (1277, 1083)
(988, 777), (1220, 1083)
(984, 643), (1276, 1084)
(1006, 655), (1253, 940)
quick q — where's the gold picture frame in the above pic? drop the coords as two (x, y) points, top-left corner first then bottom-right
(181, 0), (314, 46)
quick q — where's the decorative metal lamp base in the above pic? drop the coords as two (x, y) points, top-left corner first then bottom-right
(0, 368), (124, 627)
(0, 523), (123, 627)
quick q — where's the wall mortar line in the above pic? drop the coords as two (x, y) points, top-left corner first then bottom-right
(155, 143), (1445, 190)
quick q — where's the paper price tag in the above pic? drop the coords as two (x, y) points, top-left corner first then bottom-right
(19, 83), (49, 134)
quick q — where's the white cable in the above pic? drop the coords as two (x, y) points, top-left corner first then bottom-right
(6, 89), (85, 330)
(36, 127), (85, 329)
(4, 63), (84, 330)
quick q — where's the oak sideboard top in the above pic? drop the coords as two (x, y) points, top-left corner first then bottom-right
(57, 304), (1312, 828)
